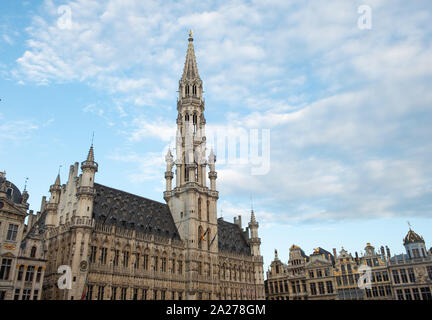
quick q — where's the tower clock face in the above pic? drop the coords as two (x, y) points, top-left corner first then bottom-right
(79, 260), (88, 272)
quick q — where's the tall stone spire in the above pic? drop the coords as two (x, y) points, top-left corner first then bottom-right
(181, 30), (201, 81)
(86, 144), (95, 162)
(54, 173), (61, 186)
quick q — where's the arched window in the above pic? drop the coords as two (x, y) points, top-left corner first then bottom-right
(185, 166), (189, 182)
(193, 85), (197, 95)
(30, 246), (37, 258)
(198, 226), (203, 249)
(198, 198), (202, 220)
(185, 85), (190, 96)
(192, 114), (197, 134)
(185, 113), (190, 122)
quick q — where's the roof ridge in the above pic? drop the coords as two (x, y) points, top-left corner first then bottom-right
(94, 183), (168, 207)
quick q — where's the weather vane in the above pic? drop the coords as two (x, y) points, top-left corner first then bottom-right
(407, 221), (412, 229)
(189, 29), (194, 37)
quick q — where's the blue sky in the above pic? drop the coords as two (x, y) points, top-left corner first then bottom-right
(1, 0), (432, 274)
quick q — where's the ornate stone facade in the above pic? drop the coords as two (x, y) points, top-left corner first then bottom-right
(25, 34), (265, 300)
(265, 229), (432, 300)
(0, 172), (46, 300)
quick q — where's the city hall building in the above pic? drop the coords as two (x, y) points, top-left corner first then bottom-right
(1, 33), (265, 300)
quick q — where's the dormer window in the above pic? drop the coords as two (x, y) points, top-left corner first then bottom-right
(6, 188), (13, 199)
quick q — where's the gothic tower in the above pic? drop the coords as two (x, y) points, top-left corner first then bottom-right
(164, 31), (219, 299)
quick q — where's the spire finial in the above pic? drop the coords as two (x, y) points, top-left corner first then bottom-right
(91, 131), (94, 147)
(181, 30), (200, 81)
(24, 177), (29, 191)
(250, 195), (254, 212)
(407, 221), (412, 230)
(86, 143), (95, 162)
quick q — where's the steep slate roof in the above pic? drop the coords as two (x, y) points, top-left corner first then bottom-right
(310, 247), (335, 263)
(217, 218), (251, 256)
(0, 176), (23, 204)
(92, 183), (181, 240)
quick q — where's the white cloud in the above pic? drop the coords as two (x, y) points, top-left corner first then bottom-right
(10, 0), (432, 224)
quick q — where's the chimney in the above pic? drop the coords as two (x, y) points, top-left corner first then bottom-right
(27, 210), (34, 228)
(245, 227), (250, 239)
(380, 246), (386, 260)
(234, 215), (242, 228)
(40, 196), (47, 212)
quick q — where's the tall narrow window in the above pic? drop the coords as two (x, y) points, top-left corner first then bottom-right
(22, 289), (31, 300)
(153, 256), (159, 271)
(30, 246), (37, 258)
(17, 265), (24, 281)
(193, 114), (197, 134)
(6, 224), (18, 241)
(113, 250), (119, 266)
(25, 266), (35, 282)
(207, 229), (211, 250)
(100, 248), (108, 265)
(97, 286), (105, 300)
(198, 198), (202, 220)
(123, 251), (129, 267)
(134, 253), (140, 269)
(171, 259), (176, 274)
(193, 85), (197, 95)
(207, 200), (210, 222)
(86, 285), (93, 300)
(90, 246), (97, 263)
(36, 267), (42, 283)
(143, 254), (149, 270)
(198, 226), (203, 249)
(161, 258), (167, 272)
(121, 288), (127, 300)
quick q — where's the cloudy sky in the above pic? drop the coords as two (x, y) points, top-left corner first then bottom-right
(1, 0), (432, 272)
